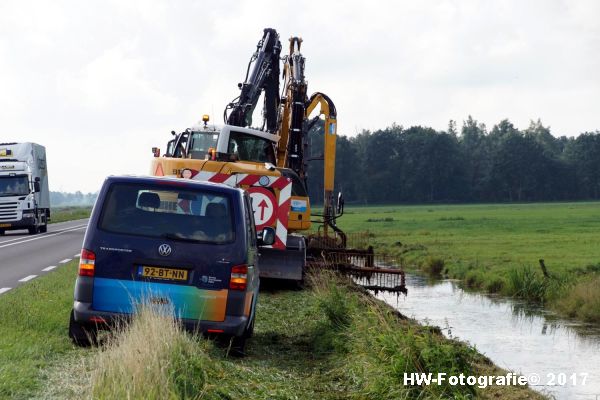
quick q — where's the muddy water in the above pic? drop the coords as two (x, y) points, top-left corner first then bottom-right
(375, 274), (600, 400)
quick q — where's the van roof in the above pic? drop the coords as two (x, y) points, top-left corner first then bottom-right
(103, 175), (243, 195)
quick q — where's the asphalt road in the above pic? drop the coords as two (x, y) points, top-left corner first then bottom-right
(0, 218), (89, 295)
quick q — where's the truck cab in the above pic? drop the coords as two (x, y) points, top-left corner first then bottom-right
(0, 143), (50, 235)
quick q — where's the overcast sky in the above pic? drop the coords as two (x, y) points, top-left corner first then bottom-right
(1, 0), (599, 193)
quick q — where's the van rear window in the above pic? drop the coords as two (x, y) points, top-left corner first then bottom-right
(99, 183), (234, 243)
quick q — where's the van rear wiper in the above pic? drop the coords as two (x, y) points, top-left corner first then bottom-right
(162, 233), (203, 243)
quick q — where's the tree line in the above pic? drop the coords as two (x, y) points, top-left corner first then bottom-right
(305, 117), (600, 204)
(50, 191), (97, 207)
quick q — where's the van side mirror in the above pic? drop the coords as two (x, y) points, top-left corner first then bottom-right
(257, 227), (275, 246)
(34, 181), (41, 193)
(336, 192), (344, 215)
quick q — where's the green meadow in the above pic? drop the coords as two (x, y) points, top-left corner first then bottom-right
(339, 202), (600, 322)
(50, 206), (93, 224)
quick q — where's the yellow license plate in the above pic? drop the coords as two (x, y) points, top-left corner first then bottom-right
(140, 266), (188, 281)
(0, 223), (11, 228)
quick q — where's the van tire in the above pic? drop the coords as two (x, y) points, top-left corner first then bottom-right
(246, 315), (255, 338)
(69, 310), (97, 347)
(228, 314), (255, 357)
(28, 226), (39, 235)
(228, 335), (247, 357)
(0, 229), (4, 236)
(39, 224), (47, 233)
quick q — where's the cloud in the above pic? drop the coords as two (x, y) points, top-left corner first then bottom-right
(0, 0), (599, 192)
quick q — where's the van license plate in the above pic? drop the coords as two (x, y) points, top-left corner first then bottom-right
(0, 223), (10, 228)
(139, 266), (188, 281)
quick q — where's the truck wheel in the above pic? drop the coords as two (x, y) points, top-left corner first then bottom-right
(68, 310), (97, 347)
(0, 229), (4, 236)
(39, 224), (47, 233)
(28, 226), (39, 235)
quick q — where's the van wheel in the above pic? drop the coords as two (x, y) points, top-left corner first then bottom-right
(39, 224), (47, 233)
(246, 316), (255, 338)
(0, 229), (4, 236)
(228, 316), (255, 357)
(228, 335), (247, 357)
(69, 310), (97, 347)
(28, 226), (39, 235)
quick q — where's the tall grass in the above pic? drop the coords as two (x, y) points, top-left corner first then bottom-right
(507, 266), (549, 303)
(507, 266), (572, 304)
(555, 276), (600, 323)
(89, 305), (213, 399)
(311, 272), (479, 399)
(424, 256), (445, 277)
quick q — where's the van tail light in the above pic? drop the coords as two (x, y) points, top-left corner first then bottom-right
(79, 249), (95, 277)
(229, 264), (247, 291)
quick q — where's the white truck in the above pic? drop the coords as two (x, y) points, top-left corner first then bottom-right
(0, 142), (50, 235)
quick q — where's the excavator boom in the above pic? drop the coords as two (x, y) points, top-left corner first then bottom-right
(225, 28), (281, 132)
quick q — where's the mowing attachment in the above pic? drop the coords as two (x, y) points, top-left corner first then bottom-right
(307, 231), (407, 294)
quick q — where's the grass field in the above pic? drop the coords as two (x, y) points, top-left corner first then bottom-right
(339, 202), (600, 322)
(0, 264), (542, 399)
(50, 206), (92, 224)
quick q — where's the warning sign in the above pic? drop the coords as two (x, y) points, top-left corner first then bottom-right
(247, 187), (277, 229)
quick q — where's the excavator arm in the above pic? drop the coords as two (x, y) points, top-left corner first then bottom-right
(275, 36), (343, 243)
(304, 93), (344, 243)
(276, 37), (308, 177)
(224, 28), (282, 132)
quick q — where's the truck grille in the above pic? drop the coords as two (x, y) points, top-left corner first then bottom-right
(0, 202), (19, 222)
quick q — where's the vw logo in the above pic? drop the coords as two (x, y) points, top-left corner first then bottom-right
(158, 244), (172, 257)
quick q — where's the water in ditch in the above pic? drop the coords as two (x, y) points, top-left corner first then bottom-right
(375, 274), (600, 400)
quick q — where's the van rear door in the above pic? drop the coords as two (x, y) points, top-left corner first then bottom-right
(89, 181), (244, 322)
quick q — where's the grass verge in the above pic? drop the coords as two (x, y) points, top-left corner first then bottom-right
(0, 261), (80, 398)
(50, 206), (92, 224)
(3, 269), (542, 399)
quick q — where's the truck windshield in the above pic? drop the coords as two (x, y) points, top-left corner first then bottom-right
(227, 131), (276, 164)
(188, 131), (219, 159)
(99, 183), (234, 243)
(0, 175), (30, 196)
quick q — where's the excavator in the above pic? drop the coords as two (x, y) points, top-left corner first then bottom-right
(151, 28), (405, 292)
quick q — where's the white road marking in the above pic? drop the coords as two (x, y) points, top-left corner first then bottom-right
(0, 221), (85, 244)
(59, 258), (71, 264)
(73, 253), (80, 258)
(0, 225), (87, 249)
(0, 288), (11, 295)
(18, 275), (37, 282)
(0, 235), (46, 245)
(42, 266), (57, 272)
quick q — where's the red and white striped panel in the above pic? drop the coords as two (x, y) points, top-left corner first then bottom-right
(190, 171), (291, 250)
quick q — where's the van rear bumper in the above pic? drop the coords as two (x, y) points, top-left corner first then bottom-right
(73, 301), (248, 337)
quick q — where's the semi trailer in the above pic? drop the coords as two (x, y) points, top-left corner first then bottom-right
(0, 142), (50, 235)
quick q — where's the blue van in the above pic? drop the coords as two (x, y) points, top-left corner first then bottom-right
(69, 176), (273, 353)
